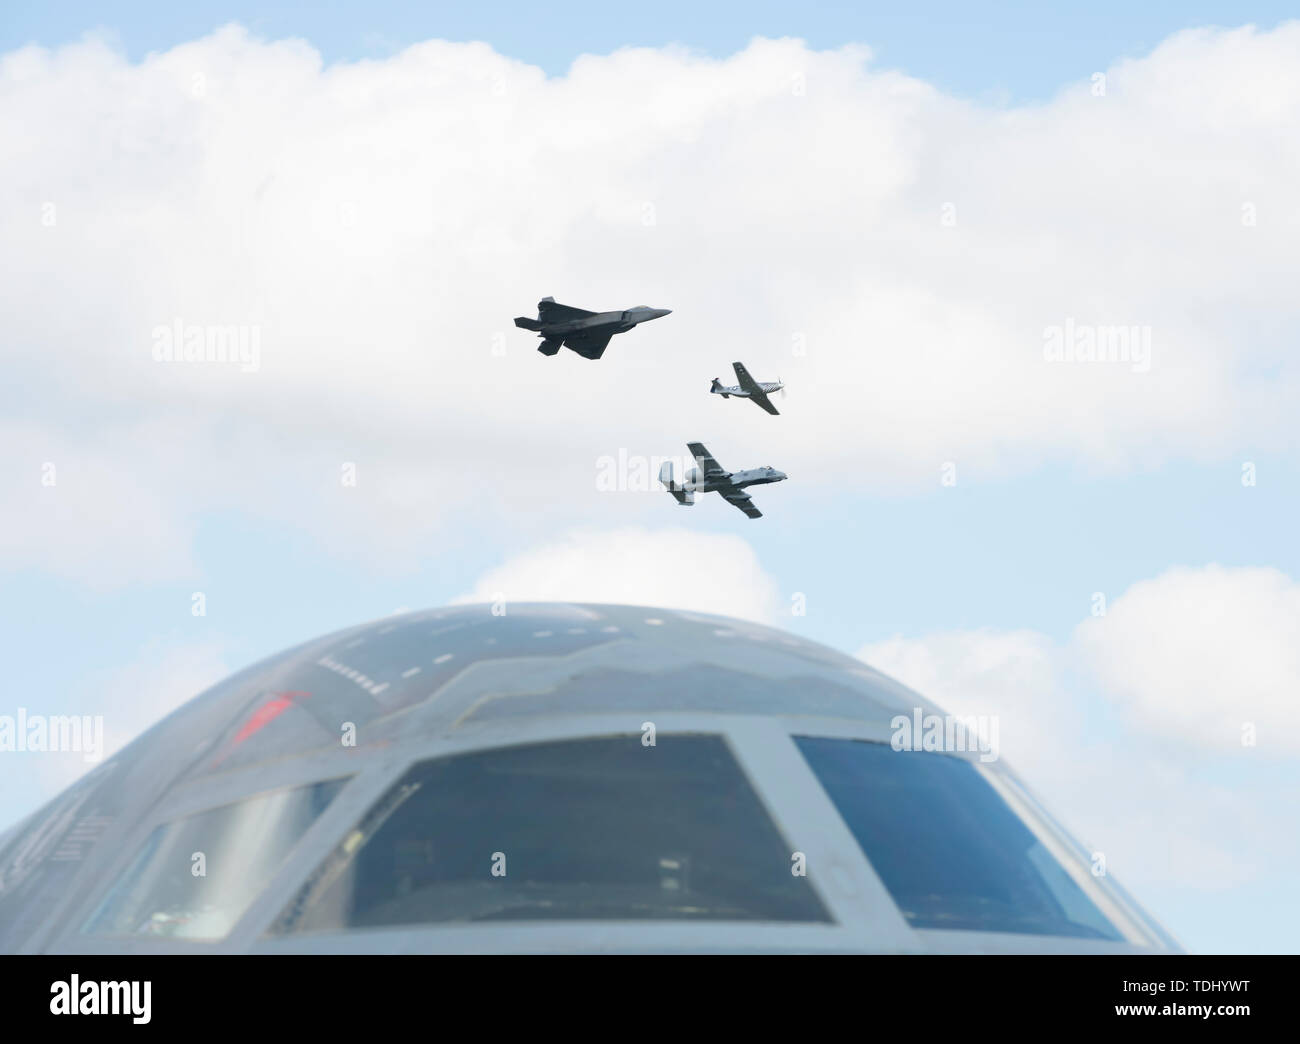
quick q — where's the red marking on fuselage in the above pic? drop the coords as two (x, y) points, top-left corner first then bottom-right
(213, 691), (312, 766)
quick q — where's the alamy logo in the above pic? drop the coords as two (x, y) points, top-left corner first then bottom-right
(151, 318), (261, 372)
(0, 708), (104, 763)
(1043, 318), (1151, 373)
(596, 451), (695, 493)
(50, 976), (151, 1024)
(891, 708), (1000, 763)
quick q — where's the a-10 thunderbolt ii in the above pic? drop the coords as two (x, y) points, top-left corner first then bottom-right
(514, 296), (672, 359)
(659, 441), (787, 519)
(710, 361), (784, 415)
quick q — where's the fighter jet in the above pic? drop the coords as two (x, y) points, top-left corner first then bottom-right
(711, 361), (784, 416)
(514, 296), (672, 359)
(658, 441), (787, 519)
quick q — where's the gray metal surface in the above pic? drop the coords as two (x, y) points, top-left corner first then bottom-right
(513, 297), (671, 359)
(0, 602), (1181, 954)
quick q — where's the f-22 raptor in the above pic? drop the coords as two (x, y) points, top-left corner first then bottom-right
(514, 297), (672, 359)
(711, 361), (784, 415)
(659, 441), (787, 519)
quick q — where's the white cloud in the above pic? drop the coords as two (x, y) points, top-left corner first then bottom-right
(1074, 564), (1300, 752)
(860, 627), (1069, 768)
(455, 526), (779, 622)
(4, 24), (1300, 584)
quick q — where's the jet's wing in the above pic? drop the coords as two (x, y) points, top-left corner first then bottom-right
(539, 298), (597, 322)
(686, 441), (727, 480)
(720, 487), (763, 519)
(733, 362), (780, 415)
(563, 330), (614, 360)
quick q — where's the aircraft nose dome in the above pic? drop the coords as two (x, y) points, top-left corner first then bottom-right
(0, 603), (1179, 954)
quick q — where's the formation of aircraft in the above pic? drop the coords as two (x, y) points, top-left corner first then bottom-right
(516, 295), (788, 517)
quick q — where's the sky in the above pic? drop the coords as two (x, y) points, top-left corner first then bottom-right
(2, 3), (1298, 954)
(3, 1), (1298, 100)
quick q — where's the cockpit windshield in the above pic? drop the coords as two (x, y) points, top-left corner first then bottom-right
(271, 735), (828, 933)
(83, 778), (348, 941)
(793, 737), (1122, 940)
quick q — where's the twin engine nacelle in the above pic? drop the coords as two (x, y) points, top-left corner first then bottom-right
(659, 462), (703, 490)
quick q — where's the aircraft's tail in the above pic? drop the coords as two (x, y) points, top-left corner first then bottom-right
(659, 461), (694, 505)
(514, 316), (543, 331)
(710, 377), (727, 397)
(537, 337), (563, 356)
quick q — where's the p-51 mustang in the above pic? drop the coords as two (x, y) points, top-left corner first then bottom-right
(658, 441), (787, 519)
(514, 297), (672, 359)
(710, 361), (783, 415)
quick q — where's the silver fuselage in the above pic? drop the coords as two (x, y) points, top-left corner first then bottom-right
(712, 380), (783, 398)
(686, 465), (787, 492)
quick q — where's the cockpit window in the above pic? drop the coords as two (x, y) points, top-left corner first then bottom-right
(271, 735), (827, 933)
(83, 778), (348, 941)
(793, 736), (1122, 941)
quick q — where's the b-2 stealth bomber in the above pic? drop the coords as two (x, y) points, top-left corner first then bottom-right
(710, 361), (784, 415)
(514, 297), (672, 359)
(658, 441), (787, 519)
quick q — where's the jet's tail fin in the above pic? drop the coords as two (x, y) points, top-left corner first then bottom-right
(514, 316), (543, 331)
(537, 337), (563, 356)
(658, 461), (694, 505)
(710, 377), (723, 393)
